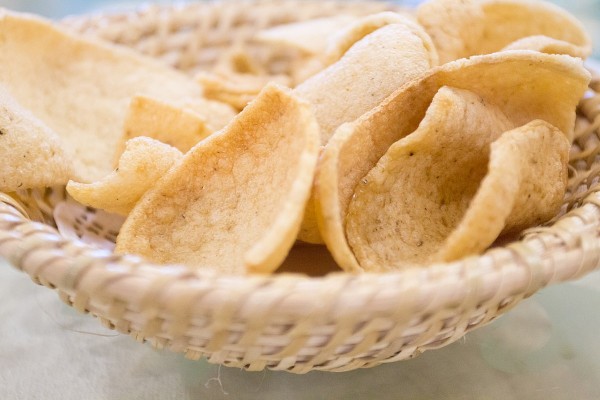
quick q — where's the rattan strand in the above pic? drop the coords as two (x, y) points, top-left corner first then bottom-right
(1, 0), (600, 373)
(61, 0), (403, 74)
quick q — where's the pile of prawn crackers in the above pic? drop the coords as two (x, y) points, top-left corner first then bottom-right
(0, 0), (593, 275)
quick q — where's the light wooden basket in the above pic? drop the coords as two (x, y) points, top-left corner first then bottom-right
(1, 0), (600, 373)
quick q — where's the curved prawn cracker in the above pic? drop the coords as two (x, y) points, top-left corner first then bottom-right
(0, 10), (203, 183)
(438, 120), (569, 262)
(116, 84), (320, 274)
(254, 15), (359, 57)
(67, 137), (182, 216)
(120, 96), (210, 155)
(315, 51), (589, 272)
(0, 86), (72, 192)
(501, 35), (590, 59)
(417, 0), (592, 63)
(117, 92), (235, 160)
(196, 71), (291, 111)
(345, 87), (568, 271)
(293, 14), (437, 244)
(180, 97), (238, 134)
(324, 12), (438, 67)
(295, 14), (438, 145)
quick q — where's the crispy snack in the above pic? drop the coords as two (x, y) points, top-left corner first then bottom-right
(295, 14), (438, 145)
(501, 35), (590, 59)
(179, 97), (238, 134)
(67, 137), (182, 216)
(315, 51), (590, 272)
(345, 87), (568, 270)
(417, 0), (592, 63)
(116, 84), (320, 274)
(0, 10), (202, 182)
(324, 12), (437, 66)
(288, 57), (327, 87)
(197, 71), (291, 110)
(254, 16), (358, 57)
(119, 96), (213, 155)
(117, 95), (236, 159)
(293, 15), (438, 244)
(439, 120), (569, 261)
(0, 86), (72, 192)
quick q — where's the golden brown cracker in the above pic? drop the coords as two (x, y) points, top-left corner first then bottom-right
(417, 0), (591, 63)
(315, 52), (589, 272)
(67, 137), (182, 216)
(116, 84), (320, 274)
(0, 10), (202, 182)
(0, 86), (72, 192)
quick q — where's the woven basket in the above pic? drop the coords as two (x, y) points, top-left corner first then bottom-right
(1, 0), (600, 374)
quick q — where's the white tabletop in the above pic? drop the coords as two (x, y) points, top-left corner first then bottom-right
(2, 256), (600, 399)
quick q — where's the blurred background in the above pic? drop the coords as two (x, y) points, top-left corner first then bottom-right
(1, 0), (599, 59)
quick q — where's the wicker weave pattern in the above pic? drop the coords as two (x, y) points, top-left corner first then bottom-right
(1, 1), (600, 373)
(1, 193), (600, 372)
(62, 0), (402, 74)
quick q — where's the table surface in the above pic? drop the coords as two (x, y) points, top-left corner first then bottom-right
(1, 0), (600, 399)
(2, 258), (600, 400)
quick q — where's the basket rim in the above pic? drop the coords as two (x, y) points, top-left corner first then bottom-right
(2, 186), (599, 321)
(2, 186), (600, 372)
